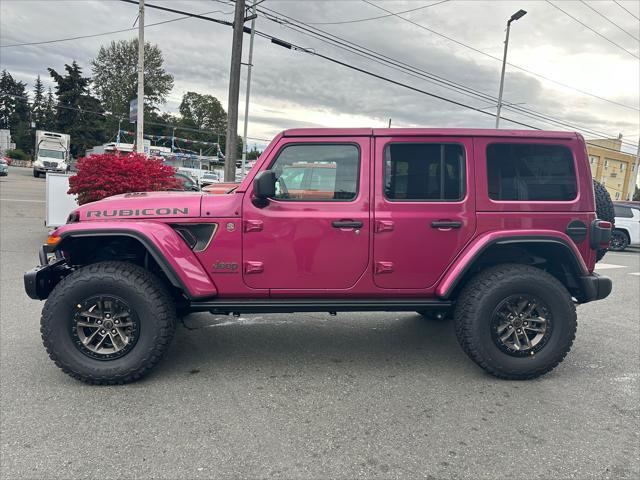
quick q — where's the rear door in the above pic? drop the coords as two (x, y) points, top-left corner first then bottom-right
(373, 136), (476, 288)
(242, 137), (371, 290)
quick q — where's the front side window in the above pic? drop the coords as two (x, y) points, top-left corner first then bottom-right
(270, 144), (359, 201)
(384, 143), (464, 201)
(487, 144), (577, 201)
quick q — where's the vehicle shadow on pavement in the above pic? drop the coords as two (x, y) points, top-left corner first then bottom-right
(151, 312), (475, 381)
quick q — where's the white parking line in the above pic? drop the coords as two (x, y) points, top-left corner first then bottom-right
(594, 263), (627, 270)
(629, 272), (640, 276)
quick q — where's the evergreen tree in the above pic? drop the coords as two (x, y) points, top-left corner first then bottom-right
(0, 70), (31, 151)
(31, 75), (47, 129)
(44, 88), (57, 130)
(48, 61), (105, 156)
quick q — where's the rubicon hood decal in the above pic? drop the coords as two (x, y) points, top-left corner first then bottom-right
(78, 192), (202, 220)
(87, 207), (189, 218)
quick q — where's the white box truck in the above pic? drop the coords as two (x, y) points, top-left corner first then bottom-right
(33, 131), (70, 177)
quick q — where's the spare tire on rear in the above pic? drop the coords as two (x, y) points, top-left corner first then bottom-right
(593, 179), (615, 262)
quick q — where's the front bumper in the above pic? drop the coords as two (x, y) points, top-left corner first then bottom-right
(579, 273), (612, 303)
(24, 246), (71, 300)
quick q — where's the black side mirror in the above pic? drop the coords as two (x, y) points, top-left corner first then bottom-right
(252, 170), (276, 207)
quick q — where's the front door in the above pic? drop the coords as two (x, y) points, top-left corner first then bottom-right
(373, 136), (476, 289)
(242, 138), (371, 290)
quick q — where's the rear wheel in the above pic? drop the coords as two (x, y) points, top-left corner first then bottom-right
(454, 264), (576, 380)
(41, 261), (177, 384)
(610, 229), (629, 251)
(33, 170), (39, 178)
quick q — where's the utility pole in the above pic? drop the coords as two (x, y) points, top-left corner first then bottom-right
(136, 0), (145, 153)
(495, 9), (526, 129)
(241, 0), (257, 177)
(224, 0), (246, 182)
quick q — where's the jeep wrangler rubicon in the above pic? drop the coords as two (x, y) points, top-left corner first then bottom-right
(25, 128), (614, 384)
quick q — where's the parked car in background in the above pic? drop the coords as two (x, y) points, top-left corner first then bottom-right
(174, 171), (200, 191)
(200, 171), (222, 186)
(0, 157), (8, 176)
(611, 202), (640, 251)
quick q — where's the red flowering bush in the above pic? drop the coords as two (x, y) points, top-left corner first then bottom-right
(68, 152), (180, 205)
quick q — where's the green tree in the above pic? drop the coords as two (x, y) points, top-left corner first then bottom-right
(0, 70), (31, 151)
(246, 145), (262, 160)
(178, 91), (232, 154)
(179, 91), (227, 134)
(43, 87), (57, 130)
(31, 75), (47, 128)
(48, 61), (105, 157)
(91, 39), (174, 117)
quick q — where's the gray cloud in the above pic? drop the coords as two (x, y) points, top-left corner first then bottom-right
(1, 0), (638, 145)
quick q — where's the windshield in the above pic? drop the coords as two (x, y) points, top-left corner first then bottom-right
(39, 149), (65, 160)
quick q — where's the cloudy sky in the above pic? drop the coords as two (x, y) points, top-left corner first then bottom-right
(1, 0), (638, 152)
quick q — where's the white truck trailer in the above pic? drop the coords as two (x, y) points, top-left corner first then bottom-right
(33, 131), (70, 177)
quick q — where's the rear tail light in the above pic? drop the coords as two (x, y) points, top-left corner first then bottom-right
(590, 219), (612, 249)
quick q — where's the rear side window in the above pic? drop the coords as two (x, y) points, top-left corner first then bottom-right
(614, 205), (634, 218)
(487, 144), (577, 201)
(384, 143), (465, 201)
(270, 144), (359, 201)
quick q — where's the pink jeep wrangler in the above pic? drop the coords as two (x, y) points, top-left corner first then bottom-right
(25, 128), (614, 384)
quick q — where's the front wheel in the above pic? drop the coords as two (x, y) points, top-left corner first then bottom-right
(41, 261), (177, 384)
(454, 264), (576, 380)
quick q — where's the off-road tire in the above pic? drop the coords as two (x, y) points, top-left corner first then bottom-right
(593, 179), (614, 262)
(454, 264), (576, 380)
(610, 229), (629, 251)
(41, 261), (177, 385)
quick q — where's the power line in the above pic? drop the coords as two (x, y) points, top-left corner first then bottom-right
(0, 8), (232, 48)
(579, 0), (639, 41)
(255, 3), (639, 148)
(613, 0), (640, 21)
(355, 0), (638, 111)
(305, 1), (449, 25)
(546, 0), (639, 58)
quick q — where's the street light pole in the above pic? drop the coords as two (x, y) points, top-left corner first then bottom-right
(136, 0), (145, 153)
(241, 0), (257, 177)
(495, 9), (527, 129)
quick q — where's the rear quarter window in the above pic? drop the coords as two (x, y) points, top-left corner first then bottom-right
(614, 205), (634, 218)
(487, 144), (577, 201)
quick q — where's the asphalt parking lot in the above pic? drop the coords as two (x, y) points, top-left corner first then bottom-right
(1, 165), (639, 479)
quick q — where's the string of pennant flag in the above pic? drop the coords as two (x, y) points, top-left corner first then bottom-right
(118, 130), (221, 148)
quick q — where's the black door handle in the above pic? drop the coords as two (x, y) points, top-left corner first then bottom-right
(431, 220), (462, 229)
(332, 220), (363, 229)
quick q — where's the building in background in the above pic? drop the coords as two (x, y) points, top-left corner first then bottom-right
(587, 137), (639, 201)
(0, 129), (16, 154)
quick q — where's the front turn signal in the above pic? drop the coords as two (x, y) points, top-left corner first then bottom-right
(46, 235), (61, 246)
